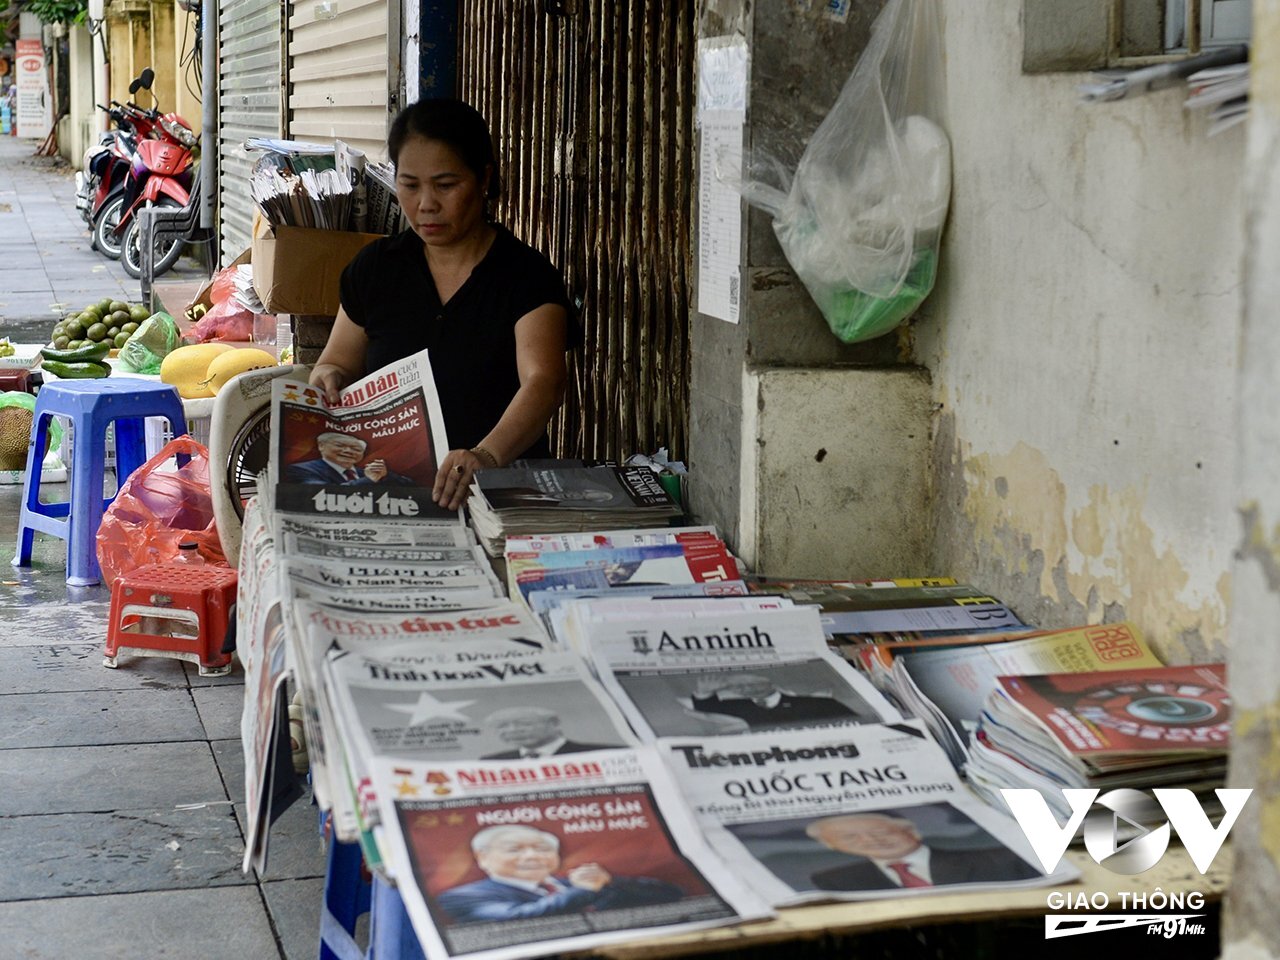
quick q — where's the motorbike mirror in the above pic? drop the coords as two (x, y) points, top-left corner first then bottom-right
(139, 68), (155, 90)
(128, 78), (141, 95)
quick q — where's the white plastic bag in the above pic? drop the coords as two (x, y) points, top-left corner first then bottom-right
(740, 0), (949, 343)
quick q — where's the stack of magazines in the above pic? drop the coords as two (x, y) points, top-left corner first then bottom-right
(468, 464), (684, 555)
(967, 664), (1230, 816)
(854, 622), (1164, 768)
(745, 577), (1027, 646)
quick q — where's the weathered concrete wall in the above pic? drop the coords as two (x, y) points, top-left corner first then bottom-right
(689, 0), (931, 577)
(741, 367), (932, 578)
(1223, 1), (1280, 956)
(913, 3), (1244, 664)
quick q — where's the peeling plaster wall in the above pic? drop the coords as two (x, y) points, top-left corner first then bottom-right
(1223, 1), (1280, 954)
(913, 4), (1243, 664)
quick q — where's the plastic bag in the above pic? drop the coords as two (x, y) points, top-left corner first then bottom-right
(116, 311), (181, 374)
(208, 265), (237, 306)
(188, 298), (256, 343)
(739, 0), (949, 343)
(96, 435), (228, 584)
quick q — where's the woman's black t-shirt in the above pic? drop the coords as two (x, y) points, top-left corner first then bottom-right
(338, 225), (574, 459)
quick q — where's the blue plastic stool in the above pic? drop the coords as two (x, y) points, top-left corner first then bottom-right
(12, 378), (186, 586)
(368, 878), (426, 960)
(320, 834), (373, 960)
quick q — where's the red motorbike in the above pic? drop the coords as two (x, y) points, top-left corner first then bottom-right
(111, 69), (200, 280)
(83, 100), (160, 259)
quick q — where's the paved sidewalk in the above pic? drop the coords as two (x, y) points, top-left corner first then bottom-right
(0, 133), (205, 326)
(0, 135), (327, 959)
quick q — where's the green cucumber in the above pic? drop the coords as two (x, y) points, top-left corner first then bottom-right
(41, 359), (111, 379)
(41, 340), (110, 363)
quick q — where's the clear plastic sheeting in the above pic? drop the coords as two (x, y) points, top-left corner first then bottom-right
(738, 0), (949, 343)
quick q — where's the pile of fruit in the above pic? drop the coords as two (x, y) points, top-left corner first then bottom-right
(43, 299), (152, 379)
(49, 299), (150, 353)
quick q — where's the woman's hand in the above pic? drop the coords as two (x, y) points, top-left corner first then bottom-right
(310, 363), (351, 405)
(310, 308), (368, 404)
(433, 448), (487, 510)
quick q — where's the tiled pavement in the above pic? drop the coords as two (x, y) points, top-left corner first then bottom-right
(0, 134), (327, 959)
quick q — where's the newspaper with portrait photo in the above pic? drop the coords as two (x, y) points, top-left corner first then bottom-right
(659, 723), (1076, 905)
(269, 346), (457, 519)
(369, 749), (771, 960)
(577, 606), (902, 739)
(324, 640), (639, 825)
(284, 599), (549, 841)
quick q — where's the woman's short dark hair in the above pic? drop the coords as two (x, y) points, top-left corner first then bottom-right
(388, 99), (501, 200)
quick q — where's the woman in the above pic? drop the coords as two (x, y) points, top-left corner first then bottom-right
(310, 99), (574, 510)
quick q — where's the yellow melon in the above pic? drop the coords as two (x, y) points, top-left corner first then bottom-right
(201, 348), (278, 395)
(159, 343), (235, 399)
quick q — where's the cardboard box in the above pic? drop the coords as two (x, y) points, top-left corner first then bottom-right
(251, 225), (383, 316)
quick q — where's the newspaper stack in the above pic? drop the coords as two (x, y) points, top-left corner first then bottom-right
(662, 723), (1073, 904)
(240, 349), (531, 867)
(1185, 62), (1250, 136)
(967, 664), (1230, 817)
(299, 604), (602, 843)
(745, 577), (1027, 646)
(856, 622), (1164, 768)
(468, 465), (684, 556)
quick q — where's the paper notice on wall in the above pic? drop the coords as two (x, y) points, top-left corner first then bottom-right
(697, 37), (748, 324)
(15, 39), (51, 140)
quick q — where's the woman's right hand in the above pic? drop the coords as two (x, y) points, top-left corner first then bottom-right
(309, 363), (350, 405)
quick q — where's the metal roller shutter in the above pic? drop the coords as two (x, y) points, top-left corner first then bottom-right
(287, 0), (399, 161)
(218, 0), (283, 262)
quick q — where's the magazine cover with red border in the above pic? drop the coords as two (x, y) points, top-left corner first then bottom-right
(996, 664), (1229, 756)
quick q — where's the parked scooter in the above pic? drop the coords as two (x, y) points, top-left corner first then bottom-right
(111, 69), (200, 280)
(79, 102), (152, 259)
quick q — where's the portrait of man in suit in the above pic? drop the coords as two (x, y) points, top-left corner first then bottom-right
(688, 673), (858, 731)
(479, 707), (618, 760)
(285, 431), (413, 486)
(435, 825), (683, 923)
(804, 812), (1040, 891)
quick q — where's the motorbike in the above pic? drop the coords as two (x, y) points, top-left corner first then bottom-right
(109, 69), (201, 280)
(75, 69), (173, 260)
(78, 102), (154, 259)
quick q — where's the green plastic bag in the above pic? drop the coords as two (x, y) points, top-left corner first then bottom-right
(117, 311), (181, 374)
(0, 391), (63, 470)
(815, 249), (938, 344)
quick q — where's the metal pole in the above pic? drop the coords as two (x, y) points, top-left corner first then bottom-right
(200, 0), (218, 241)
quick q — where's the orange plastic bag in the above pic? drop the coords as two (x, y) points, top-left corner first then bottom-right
(96, 435), (228, 585)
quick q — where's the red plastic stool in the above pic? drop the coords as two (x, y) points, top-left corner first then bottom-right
(104, 562), (239, 676)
